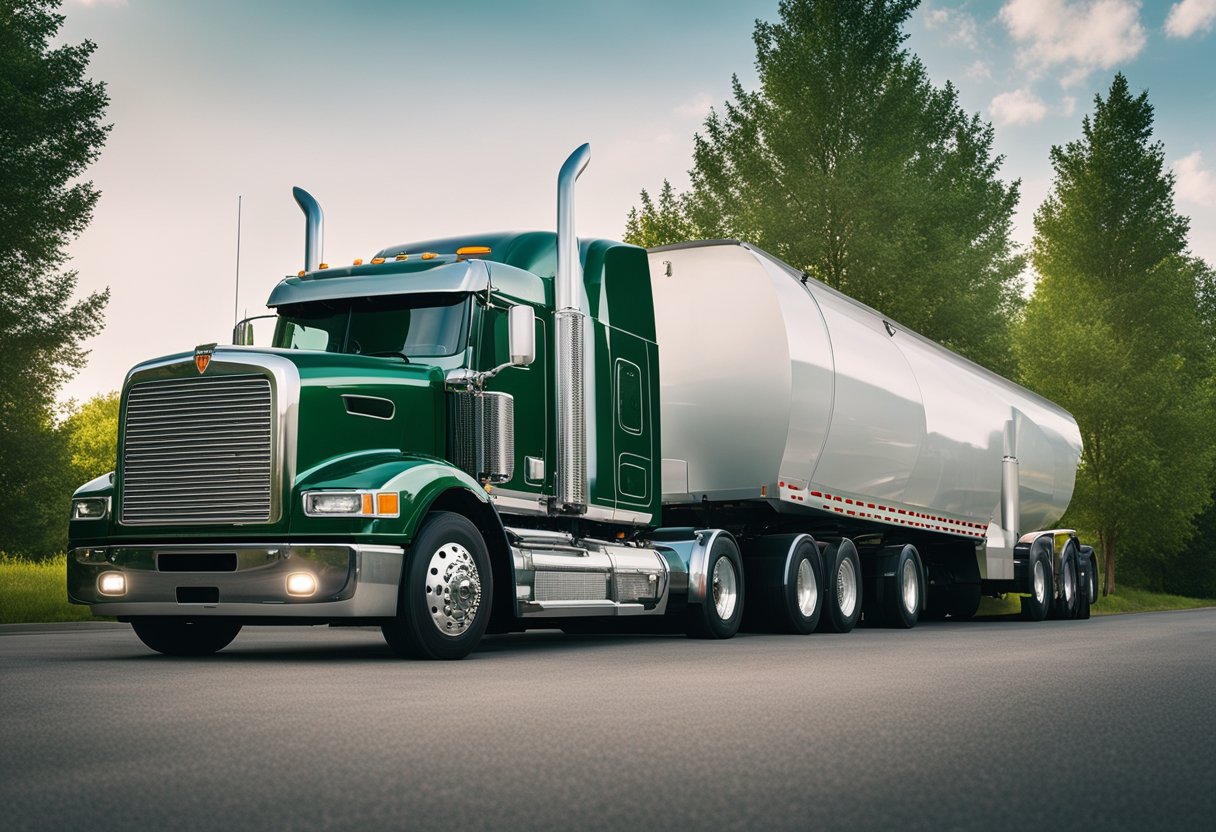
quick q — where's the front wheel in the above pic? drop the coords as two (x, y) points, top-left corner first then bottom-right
(686, 534), (744, 639)
(382, 511), (493, 660)
(131, 618), (241, 656)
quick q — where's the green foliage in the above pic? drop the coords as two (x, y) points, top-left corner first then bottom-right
(623, 180), (695, 248)
(625, 0), (1025, 374)
(0, 0), (110, 556)
(62, 390), (119, 486)
(1016, 74), (1216, 595)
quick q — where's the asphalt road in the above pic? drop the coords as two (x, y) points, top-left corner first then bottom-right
(2, 610), (1214, 832)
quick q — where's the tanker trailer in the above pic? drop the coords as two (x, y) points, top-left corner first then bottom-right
(648, 240), (1096, 629)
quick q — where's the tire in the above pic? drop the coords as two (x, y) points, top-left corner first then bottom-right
(1053, 543), (1081, 620)
(818, 539), (863, 633)
(766, 537), (823, 634)
(946, 583), (982, 621)
(686, 534), (745, 639)
(1020, 539), (1053, 621)
(382, 511), (493, 660)
(131, 618), (241, 656)
(880, 545), (923, 629)
(1082, 545), (1100, 605)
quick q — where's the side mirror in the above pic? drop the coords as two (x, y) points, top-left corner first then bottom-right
(508, 305), (536, 367)
(232, 320), (254, 345)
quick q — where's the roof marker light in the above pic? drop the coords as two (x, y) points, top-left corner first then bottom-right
(421, 252), (438, 260)
(353, 258), (363, 266)
(395, 253), (408, 261)
(371, 257), (385, 264)
(456, 245), (492, 262)
(298, 270), (306, 277)
(319, 263), (329, 270)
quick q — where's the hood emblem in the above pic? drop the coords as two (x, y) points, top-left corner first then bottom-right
(194, 343), (217, 374)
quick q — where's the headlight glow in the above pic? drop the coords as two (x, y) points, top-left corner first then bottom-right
(97, 572), (126, 596)
(286, 572), (317, 597)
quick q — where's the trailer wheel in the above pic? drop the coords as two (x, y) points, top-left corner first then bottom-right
(130, 618), (241, 656)
(818, 539), (862, 633)
(382, 511), (493, 660)
(1020, 540), (1053, 621)
(880, 545), (923, 629)
(947, 584), (982, 620)
(1052, 543), (1081, 620)
(765, 537), (823, 634)
(1082, 546), (1100, 605)
(687, 535), (745, 639)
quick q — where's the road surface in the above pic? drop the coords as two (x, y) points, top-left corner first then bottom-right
(1, 610), (1213, 831)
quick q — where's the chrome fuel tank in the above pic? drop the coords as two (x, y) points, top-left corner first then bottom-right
(648, 241), (1081, 538)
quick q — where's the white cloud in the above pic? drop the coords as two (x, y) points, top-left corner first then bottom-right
(1060, 95), (1077, 116)
(966, 59), (993, 80)
(989, 88), (1049, 125)
(999, 0), (1146, 86)
(673, 93), (713, 120)
(1165, 0), (1216, 37)
(924, 5), (981, 50)
(1174, 151), (1216, 206)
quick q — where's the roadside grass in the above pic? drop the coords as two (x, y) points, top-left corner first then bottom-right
(0, 554), (98, 624)
(977, 584), (1215, 617)
(1, 552), (1212, 625)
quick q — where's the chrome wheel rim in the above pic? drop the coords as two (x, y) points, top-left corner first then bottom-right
(796, 558), (818, 617)
(836, 556), (857, 619)
(1033, 559), (1046, 604)
(712, 556), (738, 621)
(901, 558), (918, 614)
(1064, 558), (1075, 604)
(425, 542), (481, 637)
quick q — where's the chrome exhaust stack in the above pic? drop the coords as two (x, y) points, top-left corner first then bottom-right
(292, 186), (324, 272)
(555, 144), (591, 513)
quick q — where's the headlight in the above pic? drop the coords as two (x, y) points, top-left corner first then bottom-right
(72, 498), (109, 520)
(302, 490), (400, 518)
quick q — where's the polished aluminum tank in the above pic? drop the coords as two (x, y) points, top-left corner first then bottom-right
(648, 241), (1081, 540)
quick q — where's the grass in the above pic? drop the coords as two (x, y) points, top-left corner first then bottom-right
(0, 554), (99, 624)
(977, 584), (1215, 617)
(0, 553), (1212, 625)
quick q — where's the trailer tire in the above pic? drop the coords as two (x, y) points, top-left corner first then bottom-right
(878, 545), (923, 629)
(1020, 540), (1053, 621)
(1053, 543), (1081, 620)
(686, 535), (745, 639)
(131, 618), (241, 656)
(947, 584), (982, 620)
(382, 511), (493, 660)
(1082, 546), (1100, 605)
(818, 539), (862, 633)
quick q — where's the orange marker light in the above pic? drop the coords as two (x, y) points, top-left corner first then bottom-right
(319, 263), (329, 270)
(298, 270), (306, 277)
(395, 253), (408, 261)
(377, 492), (399, 516)
(421, 252), (438, 260)
(361, 493), (374, 515)
(456, 246), (491, 256)
(353, 258), (364, 266)
(371, 257), (385, 264)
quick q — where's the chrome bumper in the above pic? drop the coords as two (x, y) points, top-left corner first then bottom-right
(67, 542), (404, 618)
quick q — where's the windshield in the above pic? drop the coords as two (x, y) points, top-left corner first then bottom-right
(272, 293), (470, 358)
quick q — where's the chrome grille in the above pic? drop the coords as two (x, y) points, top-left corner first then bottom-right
(121, 375), (274, 524)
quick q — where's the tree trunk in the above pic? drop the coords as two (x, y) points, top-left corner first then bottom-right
(1102, 531), (1117, 596)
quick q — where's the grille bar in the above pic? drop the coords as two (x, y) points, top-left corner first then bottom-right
(121, 375), (275, 525)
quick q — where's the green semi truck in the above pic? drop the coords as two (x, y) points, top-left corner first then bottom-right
(67, 145), (1096, 659)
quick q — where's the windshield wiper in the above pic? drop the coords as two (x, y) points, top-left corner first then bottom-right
(363, 350), (411, 363)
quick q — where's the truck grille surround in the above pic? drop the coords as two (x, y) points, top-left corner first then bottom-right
(121, 375), (274, 524)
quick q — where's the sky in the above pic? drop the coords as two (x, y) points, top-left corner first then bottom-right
(54, 0), (1216, 404)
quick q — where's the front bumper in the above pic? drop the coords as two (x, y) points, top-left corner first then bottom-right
(67, 542), (404, 618)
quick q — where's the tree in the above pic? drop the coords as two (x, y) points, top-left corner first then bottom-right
(625, 0), (1025, 375)
(623, 180), (696, 249)
(0, 0), (110, 555)
(1016, 74), (1215, 596)
(63, 391), (120, 486)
